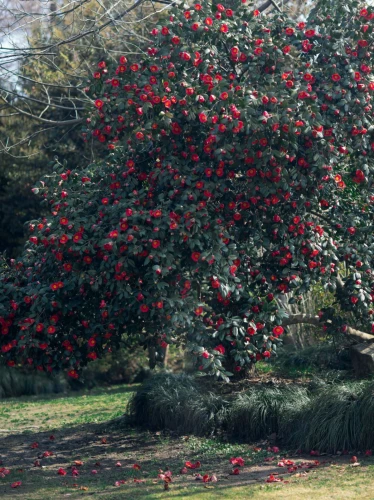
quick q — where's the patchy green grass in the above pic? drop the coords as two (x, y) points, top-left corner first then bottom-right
(0, 383), (373, 499)
(0, 384), (136, 432)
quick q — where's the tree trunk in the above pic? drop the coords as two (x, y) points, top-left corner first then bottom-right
(162, 345), (169, 368)
(148, 345), (168, 369)
(148, 346), (156, 369)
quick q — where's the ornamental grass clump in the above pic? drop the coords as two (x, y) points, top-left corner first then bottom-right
(128, 372), (228, 435)
(129, 375), (374, 451)
(286, 381), (374, 452)
(226, 385), (311, 441)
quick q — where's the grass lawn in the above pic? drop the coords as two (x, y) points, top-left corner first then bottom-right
(0, 383), (373, 499)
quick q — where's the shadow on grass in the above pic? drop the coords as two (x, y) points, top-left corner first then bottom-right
(1, 418), (366, 500)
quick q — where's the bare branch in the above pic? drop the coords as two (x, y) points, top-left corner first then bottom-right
(268, 0), (282, 12)
(282, 314), (374, 342)
(0, 96), (84, 126)
(258, 0), (284, 12)
(282, 313), (322, 328)
(0, 87), (86, 111)
(1, 68), (84, 89)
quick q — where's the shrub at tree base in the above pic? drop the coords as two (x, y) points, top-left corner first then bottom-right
(2, 0), (374, 379)
(128, 372), (228, 435)
(128, 373), (374, 452)
(286, 381), (374, 452)
(227, 384), (310, 441)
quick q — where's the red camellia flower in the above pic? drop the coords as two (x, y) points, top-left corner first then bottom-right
(231, 46), (239, 57)
(353, 169), (365, 183)
(247, 327), (256, 336)
(185, 461), (200, 469)
(213, 344), (225, 355)
(191, 252), (201, 262)
(331, 73), (341, 82)
(305, 29), (315, 37)
(73, 233), (82, 243)
(94, 99), (104, 109)
(273, 326), (284, 336)
(211, 279), (220, 289)
(230, 457), (244, 467)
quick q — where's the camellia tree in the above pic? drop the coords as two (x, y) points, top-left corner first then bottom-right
(2, 0), (374, 380)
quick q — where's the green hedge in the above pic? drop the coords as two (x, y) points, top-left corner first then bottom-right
(128, 373), (374, 452)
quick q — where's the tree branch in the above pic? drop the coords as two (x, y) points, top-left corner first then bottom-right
(308, 209), (334, 227)
(0, 97), (84, 126)
(2, 68), (83, 89)
(0, 87), (86, 111)
(282, 313), (321, 327)
(268, 0), (282, 12)
(0, 0), (174, 56)
(347, 326), (374, 342)
(282, 314), (374, 342)
(258, 0), (289, 13)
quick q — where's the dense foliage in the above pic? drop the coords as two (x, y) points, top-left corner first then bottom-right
(1, 0), (374, 379)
